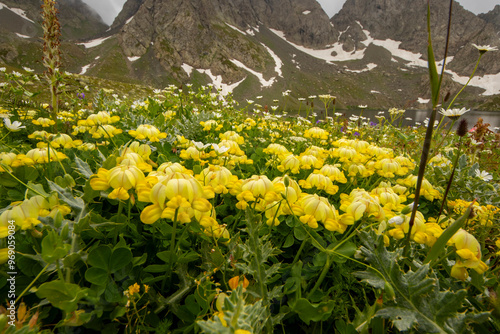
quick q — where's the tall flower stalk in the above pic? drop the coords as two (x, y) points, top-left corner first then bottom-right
(41, 0), (62, 133)
(405, 0), (453, 253)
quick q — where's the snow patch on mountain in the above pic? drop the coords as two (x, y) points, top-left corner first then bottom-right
(77, 36), (113, 48)
(230, 59), (276, 87)
(0, 2), (35, 23)
(196, 68), (246, 95)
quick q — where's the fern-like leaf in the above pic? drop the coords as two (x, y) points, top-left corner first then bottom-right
(355, 231), (490, 333)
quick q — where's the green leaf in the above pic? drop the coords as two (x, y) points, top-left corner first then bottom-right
(177, 251), (200, 264)
(156, 250), (174, 263)
(109, 247), (132, 272)
(7, 188), (23, 201)
(41, 230), (71, 263)
(144, 264), (169, 273)
(74, 156), (93, 179)
(335, 320), (358, 334)
(22, 166), (39, 181)
(458, 153), (468, 169)
(85, 267), (109, 286)
(468, 162), (479, 177)
(291, 298), (335, 325)
(104, 281), (123, 303)
(354, 270), (385, 289)
(0, 173), (18, 187)
(357, 231), (490, 333)
(282, 234), (294, 248)
(331, 241), (356, 263)
(426, 1), (440, 106)
(48, 180), (87, 221)
(376, 307), (417, 331)
(26, 181), (49, 198)
(36, 280), (88, 313)
(87, 245), (112, 270)
(293, 226), (307, 241)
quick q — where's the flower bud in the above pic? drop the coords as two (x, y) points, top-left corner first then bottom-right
(457, 119), (468, 137)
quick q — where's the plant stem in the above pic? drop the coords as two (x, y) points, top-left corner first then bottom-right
(437, 137), (463, 220)
(447, 54), (483, 110)
(292, 237), (308, 265)
(16, 263), (50, 303)
(0, 163), (48, 197)
(307, 254), (332, 298)
(162, 209), (179, 291)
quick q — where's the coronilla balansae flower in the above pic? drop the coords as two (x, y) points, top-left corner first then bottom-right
(32, 117), (55, 127)
(196, 165), (238, 194)
(303, 127), (329, 140)
(448, 229), (488, 280)
(299, 172), (339, 195)
(277, 154), (301, 174)
(140, 172), (214, 225)
(219, 131), (244, 144)
(297, 194), (344, 232)
(129, 124), (167, 142)
(25, 147), (67, 164)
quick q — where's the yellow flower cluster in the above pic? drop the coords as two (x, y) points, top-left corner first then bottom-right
(32, 117), (55, 127)
(448, 199), (500, 227)
(128, 124), (167, 142)
(448, 229), (488, 280)
(200, 120), (223, 131)
(24, 147), (67, 164)
(196, 165), (239, 194)
(90, 159), (146, 201)
(303, 127), (329, 140)
(179, 140), (252, 167)
(397, 175), (441, 201)
(117, 141), (154, 172)
(386, 210), (442, 246)
(339, 189), (385, 226)
(0, 195), (71, 264)
(72, 111), (122, 138)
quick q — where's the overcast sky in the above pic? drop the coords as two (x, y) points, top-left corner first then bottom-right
(84, 0), (500, 25)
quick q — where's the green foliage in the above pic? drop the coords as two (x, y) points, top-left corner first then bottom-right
(36, 280), (89, 314)
(355, 231), (490, 333)
(197, 286), (268, 333)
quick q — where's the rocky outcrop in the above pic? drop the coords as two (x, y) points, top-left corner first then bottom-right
(331, 0), (500, 75)
(115, 0), (336, 82)
(479, 5), (500, 35)
(0, 0), (107, 40)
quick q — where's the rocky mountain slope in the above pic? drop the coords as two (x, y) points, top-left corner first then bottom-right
(0, 0), (107, 40)
(479, 5), (500, 35)
(331, 0), (500, 76)
(1, 0), (499, 110)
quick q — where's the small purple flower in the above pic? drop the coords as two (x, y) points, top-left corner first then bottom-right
(354, 132), (360, 136)
(77, 92), (85, 99)
(369, 121), (377, 127)
(340, 126), (345, 133)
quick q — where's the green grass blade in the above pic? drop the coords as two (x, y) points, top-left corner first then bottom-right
(427, 1), (440, 107)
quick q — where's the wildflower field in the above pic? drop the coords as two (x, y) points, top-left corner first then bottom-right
(1, 66), (500, 333)
(1, 1), (500, 333)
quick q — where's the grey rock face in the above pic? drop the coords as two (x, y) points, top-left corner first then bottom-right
(116, 0), (336, 82)
(331, 0), (500, 75)
(479, 5), (500, 35)
(0, 0), (107, 40)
